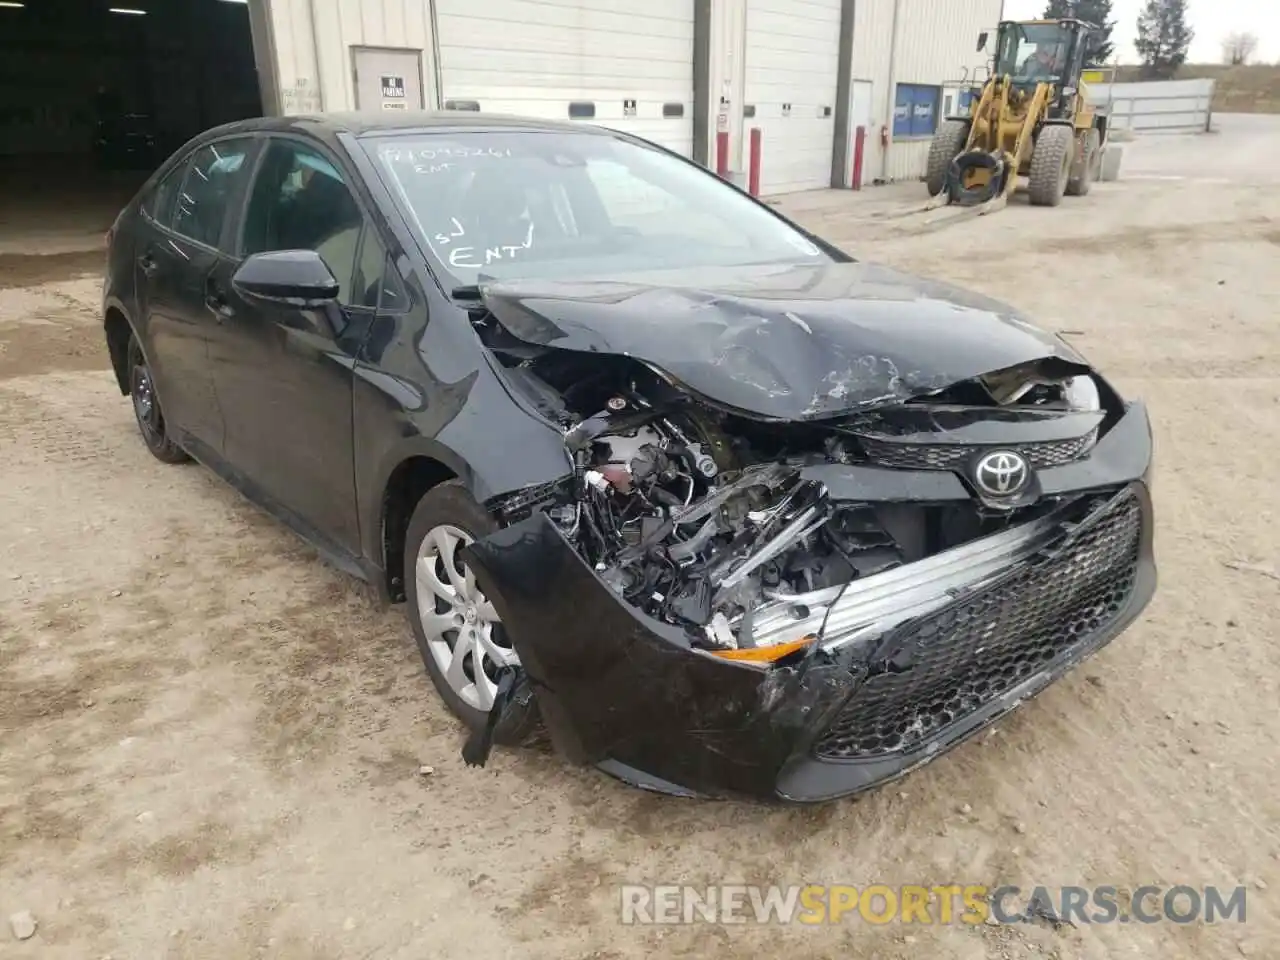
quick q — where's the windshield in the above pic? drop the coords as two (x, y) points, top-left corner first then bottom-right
(996, 23), (1070, 83)
(364, 130), (831, 287)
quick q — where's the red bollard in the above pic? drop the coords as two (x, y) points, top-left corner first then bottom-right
(852, 125), (866, 191)
(748, 127), (762, 197)
(715, 131), (729, 177)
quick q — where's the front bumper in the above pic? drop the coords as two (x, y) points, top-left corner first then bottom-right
(463, 404), (1157, 803)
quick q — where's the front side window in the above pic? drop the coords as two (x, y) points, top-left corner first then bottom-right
(241, 140), (365, 304)
(364, 131), (831, 288)
(170, 139), (254, 248)
(996, 23), (1070, 83)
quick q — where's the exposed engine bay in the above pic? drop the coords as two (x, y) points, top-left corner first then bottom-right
(486, 340), (1115, 656)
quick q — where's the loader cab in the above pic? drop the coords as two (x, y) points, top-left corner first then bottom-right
(992, 19), (1094, 119)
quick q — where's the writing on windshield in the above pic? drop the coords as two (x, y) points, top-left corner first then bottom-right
(365, 130), (830, 286)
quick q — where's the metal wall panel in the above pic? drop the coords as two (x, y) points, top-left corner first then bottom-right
(882, 0), (1002, 182)
(266, 0), (437, 115)
(848, 0), (894, 186)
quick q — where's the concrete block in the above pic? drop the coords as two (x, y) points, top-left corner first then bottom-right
(1100, 144), (1124, 182)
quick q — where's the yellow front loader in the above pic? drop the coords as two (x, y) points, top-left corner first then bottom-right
(926, 18), (1109, 210)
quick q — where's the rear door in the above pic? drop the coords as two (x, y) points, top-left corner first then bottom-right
(206, 135), (379, 557)
(133, 136), (258, 454)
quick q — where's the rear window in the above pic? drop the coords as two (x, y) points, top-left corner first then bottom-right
(363, 131), (830, 287)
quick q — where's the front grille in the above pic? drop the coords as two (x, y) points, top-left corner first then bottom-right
(857, 428), (1098, 472)
(813, 490), (1142, 761)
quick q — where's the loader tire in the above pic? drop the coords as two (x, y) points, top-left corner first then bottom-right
(1028, 124), (1075, 207)
(1066, 128), (1101, 197)
(925, 119), (970, 198)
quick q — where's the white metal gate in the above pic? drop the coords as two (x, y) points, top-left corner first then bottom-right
(1088, 79), (1215, 134)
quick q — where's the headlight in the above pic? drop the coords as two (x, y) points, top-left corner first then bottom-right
(1063, 374), (1101, 412)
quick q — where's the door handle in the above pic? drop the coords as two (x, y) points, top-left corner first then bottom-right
(138, 252), (158, 277)
(204, 279), (234, 320)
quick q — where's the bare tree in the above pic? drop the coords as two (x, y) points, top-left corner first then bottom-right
(1221, 31), (1259, 65)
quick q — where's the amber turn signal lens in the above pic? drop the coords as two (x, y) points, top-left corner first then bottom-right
(710, 636), (814, 662)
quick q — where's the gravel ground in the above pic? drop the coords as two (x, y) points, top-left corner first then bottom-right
(1, 115), (1277, 959)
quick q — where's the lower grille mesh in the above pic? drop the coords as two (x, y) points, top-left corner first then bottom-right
(813, 491), (1143, 761)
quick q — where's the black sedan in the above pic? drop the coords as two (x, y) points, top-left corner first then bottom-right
(102, 113), (1156, 802)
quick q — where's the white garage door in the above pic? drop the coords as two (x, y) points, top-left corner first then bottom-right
(744, 0), (841, 194)
(434, 0), (695, 156)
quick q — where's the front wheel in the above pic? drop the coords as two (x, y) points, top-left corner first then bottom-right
(925, 118), (971, 198)
(128, 335), (188, 463)
(1027, 124), (1075, 207)
(403, 480), (540, 745)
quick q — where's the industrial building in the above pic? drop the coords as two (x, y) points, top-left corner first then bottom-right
(0, 0), (1002, 204)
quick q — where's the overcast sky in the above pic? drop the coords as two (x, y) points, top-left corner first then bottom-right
(1001, 0), (1279, 65)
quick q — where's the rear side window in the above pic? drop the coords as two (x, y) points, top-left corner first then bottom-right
(141, 166), (182, 227)
(170, 139), (255, 249)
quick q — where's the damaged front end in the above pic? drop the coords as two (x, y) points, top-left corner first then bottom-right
(459, 269), (1157, 801)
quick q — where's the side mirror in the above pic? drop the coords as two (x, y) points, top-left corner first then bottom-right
(232, 250), (339, 308)
(977, 31), (989, 52)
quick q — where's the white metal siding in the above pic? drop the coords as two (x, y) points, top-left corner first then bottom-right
(267, 0), (439, 114)
(882, 0), (1002, 182)
(849, 0), (895, 186)
(434, 0), (696, 155)
(846, 0), (1001, 184)
(744, 0), (841, 195)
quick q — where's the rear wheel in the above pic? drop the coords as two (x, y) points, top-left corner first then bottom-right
(128, 335), (188, 464)
(1028, 124), (1075, 207)
(1066, 128), (1101, 197)
(403, 480), (540, 745)
(925, 118), (971, 198)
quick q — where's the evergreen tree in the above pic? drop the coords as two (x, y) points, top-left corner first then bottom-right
(1134, 0), (1194, 78)
(1042, 0), (1115, 65)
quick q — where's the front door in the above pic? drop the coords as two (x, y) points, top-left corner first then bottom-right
(208, 136), (377, 558)
(134, 136), (258, 452)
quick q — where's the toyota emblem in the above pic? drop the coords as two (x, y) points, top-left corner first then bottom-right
(973, 450), (1030, 497)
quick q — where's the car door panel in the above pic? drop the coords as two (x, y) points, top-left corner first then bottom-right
(135, 233), (224, 447)
(132, 136), (258, 454)
(207, 136), (367, 557)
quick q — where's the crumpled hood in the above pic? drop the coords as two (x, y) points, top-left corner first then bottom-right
(479, 261), (1087, 421)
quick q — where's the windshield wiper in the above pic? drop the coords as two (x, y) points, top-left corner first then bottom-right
(451, 284), (483, 301)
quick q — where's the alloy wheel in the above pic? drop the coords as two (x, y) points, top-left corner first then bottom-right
(130, 357), (162, 445)
(415, 524), (517, 711)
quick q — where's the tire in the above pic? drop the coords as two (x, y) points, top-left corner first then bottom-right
(1066, 128), (1101, 197)
(1028, 124), (1075, 207)
(127, 335), (188, 464)
(403, 480), (540, 746)
(925, 119), (971, 198)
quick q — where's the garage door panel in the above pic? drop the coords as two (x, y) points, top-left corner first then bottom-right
(437, 0), (694, 155)
(441, 68), (688, 95)
(440, 48), (696, 82)
(745, 0), (841, 194)
(438, 25), (691, 63)
(436, 0), (691, 22)
(436, 0), (692, 37)
(747, 14), (841, 41)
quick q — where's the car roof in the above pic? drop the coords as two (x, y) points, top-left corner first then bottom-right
(197, 111), (617, 145)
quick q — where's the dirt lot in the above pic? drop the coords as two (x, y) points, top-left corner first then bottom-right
(2, 116), (1278, 959)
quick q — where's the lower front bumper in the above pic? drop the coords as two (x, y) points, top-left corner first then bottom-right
(463, 481), (1156, 803)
